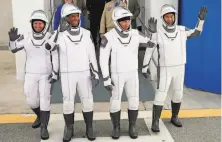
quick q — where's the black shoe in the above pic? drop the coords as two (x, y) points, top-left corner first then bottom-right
(151, 105), (163, 132)
(63, 113), (74, 142)
(83, 111), (96, 141)
(40, 111), (50, 140)
(128, 110), (138, 139)
(171, 101), (182, 127)
(110, 111), (121, 139)
(31, 107), (41, 128)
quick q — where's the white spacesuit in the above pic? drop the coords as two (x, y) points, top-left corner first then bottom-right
(8, 10), (59, 140)
(100, 7), (157, 139)
(142, 4), (208, 132)
(46, 3), (98, 142)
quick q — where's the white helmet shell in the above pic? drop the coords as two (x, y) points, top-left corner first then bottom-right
(61, 3), (82, 28)
(61, 3), (81, 18)
(112, 6), (133, 34)
(30, 10), (48, 23)
(161, 4), (177, 30)
(30, 10), (49, 36)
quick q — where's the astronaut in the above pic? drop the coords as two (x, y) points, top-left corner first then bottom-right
(99, 6), (157, 139)
(45, 3), (99, 142)
(142, 4), (208, 132)
(8, 10), (59, 140)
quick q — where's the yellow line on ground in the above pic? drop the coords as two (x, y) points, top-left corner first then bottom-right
(161, 109), (221, 119)
(0, 114), (36, 124)
(0, 109), (221, 124)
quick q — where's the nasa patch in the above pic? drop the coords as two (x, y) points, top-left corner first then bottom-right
(107, 7), (112, 11)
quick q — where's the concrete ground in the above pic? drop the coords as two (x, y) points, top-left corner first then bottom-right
(0, 114), (220, 142)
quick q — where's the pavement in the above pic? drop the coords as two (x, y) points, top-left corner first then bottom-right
(0, 50), (221, 142)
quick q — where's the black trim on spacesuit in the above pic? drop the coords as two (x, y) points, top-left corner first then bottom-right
(164, 32), (178, 39)
(117, 37), (132, 45)
(53, 70), (59, 75)
(11, 46), (24, 53)
(157, 45), (160, 89)
(115, 28), (129, 38)
(67, 35), (83, 43)
(162, 25), (176, 33)
(90, 63), (99, 74)
(51, 45), (58, 51)
(31, 40), (46, 47)
(185, 27), (201, 39)
(32, 34), (46, 40)
(143, 64), (149, 68)
(103, 76), (110, 81)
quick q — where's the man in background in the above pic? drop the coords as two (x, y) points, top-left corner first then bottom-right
(86, 0), (108, 49)
(99, 0), (126, 38)
(53, 0), (85, 30)
(122, 0), (140, 29)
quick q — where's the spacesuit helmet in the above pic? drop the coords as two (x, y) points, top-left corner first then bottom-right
(112, 6), (133, 34)
(30, 10), (49, 37)
(161, 4), (177, 30)
(61, 3), (81, 28)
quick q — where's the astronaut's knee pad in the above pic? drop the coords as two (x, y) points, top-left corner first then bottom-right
(82, 98), (93, 112)
(110, 99), (121, 113)
(128, 97), (139, 110)
(172, 90), (183, 103)
(63, 100), (74, 114)
(40, 96), (51, 111)
(154, 91), (168, 106)
(26, 96), (40, 109)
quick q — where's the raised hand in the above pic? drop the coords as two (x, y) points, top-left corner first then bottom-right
(8, 27), (20, 41)
(59, 18), (70, 32)
(148, 17), (157, 33)
(198, 6), (208, 20)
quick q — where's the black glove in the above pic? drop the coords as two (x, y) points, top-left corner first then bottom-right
(48, 72), (58, 84)
(142, 69), (151, 79)
(105, 85), (112, 91)
(8, 27), (20, 41)
(148, 17), (157, 33)
(91, 74), (99, 87)
(45, 43), (51, 50)
(104, 80), (115, 92)
(198, 6), (208, 20)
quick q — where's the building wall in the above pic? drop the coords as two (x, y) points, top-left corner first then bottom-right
(0, 0), (13, 46)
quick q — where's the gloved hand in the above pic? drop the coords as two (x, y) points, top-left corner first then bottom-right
(198, 6), (208, 20)
(142, 68), (150, 79)
(59, 18), (69, 32)
(8, 27), (20, 41)
(45, 42), (52, 50)
(104, 78), (115, 92)
(91, 73), (99, 87)
(48, 72), (58, 84)
(45, 41), (57, 51)
(148, 17), (157, 33)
